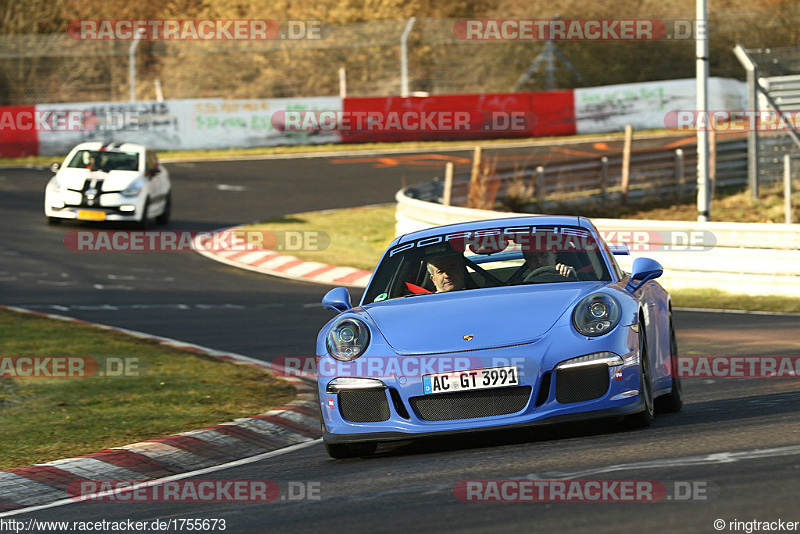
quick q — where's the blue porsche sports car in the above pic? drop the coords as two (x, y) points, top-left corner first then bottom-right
(317, 215), (682, 458)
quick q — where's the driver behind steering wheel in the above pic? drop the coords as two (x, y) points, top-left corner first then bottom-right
(521, 249), (577, 283)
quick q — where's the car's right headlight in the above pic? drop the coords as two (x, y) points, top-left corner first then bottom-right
(121, 181), (144, 197)
(572, 293), (621, 337)
(326, 318), (370, 361)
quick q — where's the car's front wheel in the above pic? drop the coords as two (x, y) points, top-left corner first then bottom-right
(625, 327), (654, 428)
(136, 198), (150, 230)
(324, 441), (377, 459)
(156, 193), (171, 225)
(656, 316), (683, 413)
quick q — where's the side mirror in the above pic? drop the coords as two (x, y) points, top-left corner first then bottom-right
(625, 257), (663, 293)
(50, 162), (61, 173)
(322, 287), (352, 313)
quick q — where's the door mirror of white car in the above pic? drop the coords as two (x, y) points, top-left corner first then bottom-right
(625, 257), (663, 293)
(50, 163), (60, 173)
(322, 287), (352, 313)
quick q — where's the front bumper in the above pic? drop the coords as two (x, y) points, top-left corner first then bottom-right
(45, 189), (144, 222)
(318, 328), (643, 444)
(322, 400), (644, 444)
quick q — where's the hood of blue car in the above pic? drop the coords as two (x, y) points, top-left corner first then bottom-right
(364, 285), (597, 355)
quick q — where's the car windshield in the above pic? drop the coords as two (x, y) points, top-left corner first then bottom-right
(363, 225), (612, 304)
(67, 150), (140, 172)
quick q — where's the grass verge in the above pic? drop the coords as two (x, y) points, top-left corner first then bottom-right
(570, 184), (800, 224)
(0, 308), (295, 469)
(245, 204), (397, 271)
(240, 204), (800, 313)
(670, 289), (800, 314)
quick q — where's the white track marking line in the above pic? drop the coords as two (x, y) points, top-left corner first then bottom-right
(675, 307), (800, 317)
(522, 444), (800, 481)
(0, 439), (322, 518)
(92, 284), (134, 291)
(216, 184), (247, 191)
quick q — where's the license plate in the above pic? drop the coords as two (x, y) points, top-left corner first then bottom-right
(423, 366), (519, 394)
(77, 210), (106, 221)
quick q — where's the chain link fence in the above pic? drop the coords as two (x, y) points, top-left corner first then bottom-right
(0, 13), (798, 105)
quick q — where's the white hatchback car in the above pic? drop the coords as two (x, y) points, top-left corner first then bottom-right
(45, 142), (171, 228)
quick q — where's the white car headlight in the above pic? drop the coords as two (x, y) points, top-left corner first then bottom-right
(47, 178), (63, 193)
(326, 318), (370, 361)
(572, 293), (621, 337)
(121, 181), (144, 197)
(555, 351), (624, 370)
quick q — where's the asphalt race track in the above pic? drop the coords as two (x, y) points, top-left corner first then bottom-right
(2, 140), (800, 533)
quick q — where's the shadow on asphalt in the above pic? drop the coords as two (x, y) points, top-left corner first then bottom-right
(355, 389), (800, 460)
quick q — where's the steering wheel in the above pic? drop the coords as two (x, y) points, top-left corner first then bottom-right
(525, 265), (579, 282)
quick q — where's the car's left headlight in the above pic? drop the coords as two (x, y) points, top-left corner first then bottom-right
(326, 318), (370, 361)
(121, 180), (144, 197)
(572, 293), (621, 336)
(555, 351), (624, 370)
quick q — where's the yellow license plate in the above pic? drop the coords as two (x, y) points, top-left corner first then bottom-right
(77, 210), (106, 221)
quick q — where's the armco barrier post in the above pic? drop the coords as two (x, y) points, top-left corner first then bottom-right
(536, 166), (546, 209)
(621, 125), (633, 203)
(443, 162), (454, 206)
(600, 156), (608, 203)
(674, 149), (685, 202)
(709, 122), (717, 197)
(339, 67), (347, 98)
(785, 154), (793, 225)
(467, 146), (484, 209)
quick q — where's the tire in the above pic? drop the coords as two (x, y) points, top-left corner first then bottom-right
(324, 441), (377, 459)
(47, 217), (62, 225)
(656, 317), (683, 413)
(156, 193), (171, 225)
(136, 198), (150, 230)
(624, 327), (655, 428)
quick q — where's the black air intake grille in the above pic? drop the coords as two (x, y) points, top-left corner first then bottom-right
(338, 389), (391, 422)
(555, 365), (610, 403)
(410, 386), (532, 421)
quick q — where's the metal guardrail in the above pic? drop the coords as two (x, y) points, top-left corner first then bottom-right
(395, 181), (800, 297)
(758, 74), (800, 184)
(444, 137), (748, 208)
